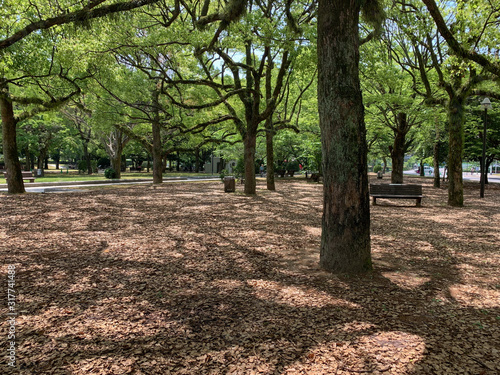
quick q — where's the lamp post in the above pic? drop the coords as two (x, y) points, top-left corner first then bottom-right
(480, 98), (492, 198)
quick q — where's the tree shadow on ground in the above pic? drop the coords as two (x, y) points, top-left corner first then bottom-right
(0, 178), (498, 374)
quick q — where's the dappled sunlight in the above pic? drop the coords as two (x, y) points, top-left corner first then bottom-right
(382, 272), (432, 290)
(248, 279), (360, 309)
(1, 178), (499, 374)
(449, 284), (500, 309)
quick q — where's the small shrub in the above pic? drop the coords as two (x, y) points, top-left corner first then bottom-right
(219, 169), (229, 181)
(373, 164), (382, 173)
(77, 160), (87, 173)
(104, 168), (117, 179)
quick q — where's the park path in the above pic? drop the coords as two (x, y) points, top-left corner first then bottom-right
(0, 176), (220, 193)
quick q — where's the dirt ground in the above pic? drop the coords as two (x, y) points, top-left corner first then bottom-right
(1, 176), (499, 374)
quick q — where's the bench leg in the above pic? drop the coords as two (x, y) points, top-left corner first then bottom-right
(372, 197), (377, 205)
(416, 198), (421, 207)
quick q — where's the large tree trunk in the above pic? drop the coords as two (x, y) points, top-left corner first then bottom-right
(1, 95), (25, 194)
(111, 155), (122, 179)
(317, 0), (372, 273)
(243, 133), (257, 194)
(390, 113), (407, 184)
(265, 118), (276, 191)
(152, 89), (163, 184)
(447, 95), (465, 206)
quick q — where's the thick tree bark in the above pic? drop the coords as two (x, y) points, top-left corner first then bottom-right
(390, 113), (408, 184)
(265, 118), (276, 191)
(111, 155), (122, 179)
(152, 89), (163, 184)
(1, 95), (25, 194)
(317, 0), (372, 273)
(243, 133), (257, 194)
(447, 95), (465, 206)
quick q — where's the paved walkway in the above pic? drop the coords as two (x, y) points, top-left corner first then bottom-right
(404, 170), (500, 183)
(0, 176), (221, 193)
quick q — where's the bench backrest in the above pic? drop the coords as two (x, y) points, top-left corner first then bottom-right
(370, 184), (422, 195)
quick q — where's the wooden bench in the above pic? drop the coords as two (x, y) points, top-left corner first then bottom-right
(276, 169), (295, 178)
(369, 184), (422, 206)
(4, 171), (36, 183)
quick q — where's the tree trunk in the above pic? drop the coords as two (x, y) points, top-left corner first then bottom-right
(24, 146), (32, 171)
(54, 151), (60, 170)
(382, 157), (387, 174)
(317, 0), (372, 273)
(244, 133), (257, 194)
(37, 152), (46, 177)
(152, 89), (163, 184)
(433, 140), (441, 188)
(85, 145), (92, 175)
(82, 143), (90, 175)
(1, 95), (25, 194)
(447, 95), (465, 206)
(111, 156), (122, 179)
(485, 158), (492, 185)
(265, 118), (276, 191)
(390, 113), (407, 184)
(265, 56), (276, 191)
(420, 160), (425, 176)
(194, 148), (200, 173)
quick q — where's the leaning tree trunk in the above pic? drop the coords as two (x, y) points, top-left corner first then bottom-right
(317, 0), (372, 273)
(265, 118), (276, 191)
(243, 132), (257, 194)
(447, 95), (465, 206)
(1, 95), (25, 194)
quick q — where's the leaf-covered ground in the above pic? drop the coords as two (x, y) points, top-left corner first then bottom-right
(1, 176), (499, 374)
